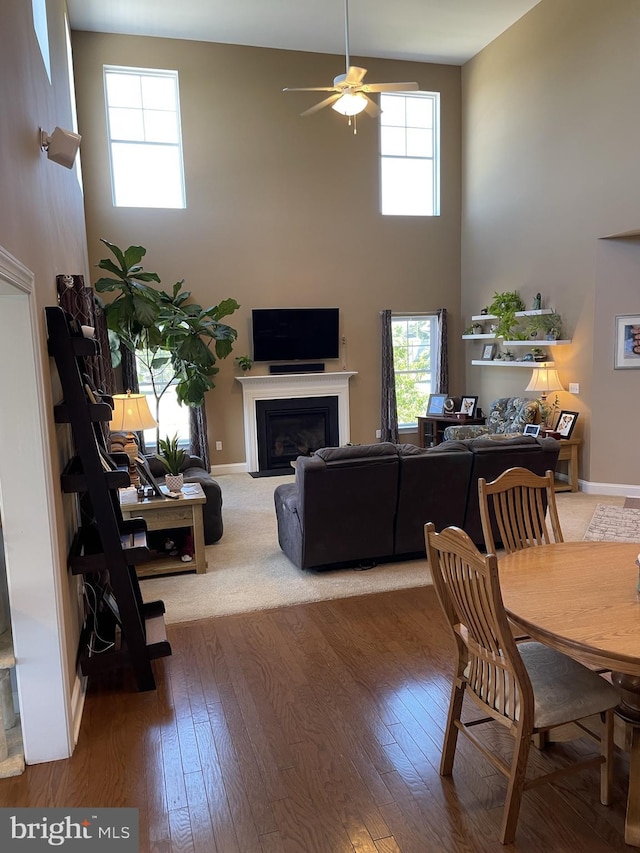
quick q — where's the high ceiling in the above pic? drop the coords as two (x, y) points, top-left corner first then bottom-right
(66, 0), (542, 66)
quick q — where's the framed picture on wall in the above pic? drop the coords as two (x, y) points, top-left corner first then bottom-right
(614, 314), (640, 368)
(426, 393), (447, 416)
(555, 410), (579, 439)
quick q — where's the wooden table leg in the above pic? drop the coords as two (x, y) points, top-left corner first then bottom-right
(192, 503), (207, 575)
(611, 673), (640, 845)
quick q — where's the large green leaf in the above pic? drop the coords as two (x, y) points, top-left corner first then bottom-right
(122, 245), (147, 271)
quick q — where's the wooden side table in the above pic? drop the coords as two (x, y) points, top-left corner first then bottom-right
(554, 437), (581, 492)
(416, 415), (486, 447)
(120, 482), (208, 576)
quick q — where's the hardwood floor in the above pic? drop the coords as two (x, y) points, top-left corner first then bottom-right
(0, 586), (632, 852)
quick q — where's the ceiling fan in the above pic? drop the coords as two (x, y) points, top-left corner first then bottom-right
(283, 0), (419, 130)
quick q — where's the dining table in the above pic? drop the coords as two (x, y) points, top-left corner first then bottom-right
(498, 540), (640, 846)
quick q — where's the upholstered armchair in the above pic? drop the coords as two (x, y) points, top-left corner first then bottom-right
(442, 396), (542, 441)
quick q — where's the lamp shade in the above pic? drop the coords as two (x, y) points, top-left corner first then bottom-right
(525, 366), (565, 396)
(110, 392), (157, 432)
(332, 92), (368, 116)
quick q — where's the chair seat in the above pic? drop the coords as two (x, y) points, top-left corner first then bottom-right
(519, 642), (619, 729)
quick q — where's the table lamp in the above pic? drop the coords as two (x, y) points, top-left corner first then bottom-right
(110, 390), (157, 487)
(525, 366), (565, 428)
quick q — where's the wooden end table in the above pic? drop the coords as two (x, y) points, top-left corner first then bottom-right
(554, 437), (581, 492)
(416, 415), (486, 447)
(120, 482), (208, 577)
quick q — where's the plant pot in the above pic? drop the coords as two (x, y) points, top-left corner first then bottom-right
(165, 473), (184, 492)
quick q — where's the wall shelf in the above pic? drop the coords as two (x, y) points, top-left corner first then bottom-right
(471, 360), (555, 368)
(470, 308), (554, 322)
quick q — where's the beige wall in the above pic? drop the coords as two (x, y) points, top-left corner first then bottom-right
(0, 0), (91, 756)
(461, 0), (640, 488)
(71, 33), (463, 461)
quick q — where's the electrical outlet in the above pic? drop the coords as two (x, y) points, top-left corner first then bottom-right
(375, 429), (382, 439)
(215, 441), (222, 451)
(569, 382), (579, 394)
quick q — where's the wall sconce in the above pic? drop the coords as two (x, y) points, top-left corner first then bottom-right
(39, 126), (81, 169)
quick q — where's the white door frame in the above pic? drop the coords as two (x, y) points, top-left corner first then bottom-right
(0, 246), (74, 762)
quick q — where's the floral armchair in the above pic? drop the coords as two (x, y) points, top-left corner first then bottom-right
(442, 396), (543, 441)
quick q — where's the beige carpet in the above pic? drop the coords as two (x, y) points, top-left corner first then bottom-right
(140, 474), (627, 624)
(140, 473), (431, 624)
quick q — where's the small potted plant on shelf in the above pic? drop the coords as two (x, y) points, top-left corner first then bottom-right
(156, 433), (187, 492)
(235, 354), (253, 372)
(526, 311), (563, 341)
(487, 291), (526, 339)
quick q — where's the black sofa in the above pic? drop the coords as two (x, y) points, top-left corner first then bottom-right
(274, 435), (560, 570)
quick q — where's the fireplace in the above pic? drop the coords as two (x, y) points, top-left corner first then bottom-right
(256, 396), (339, 473)
(236, 371), (357, 473)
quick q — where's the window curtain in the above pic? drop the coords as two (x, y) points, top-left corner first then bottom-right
(380, 309), (399, 443)
(189, 405), (210, 471)
(435, 308), (448, 394)
(56, 274), (115, 396)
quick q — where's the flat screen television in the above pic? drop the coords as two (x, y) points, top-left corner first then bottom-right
(252, 308), (340, 362)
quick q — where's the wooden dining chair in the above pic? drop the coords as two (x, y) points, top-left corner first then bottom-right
(478, 467), (563, 555)
(424, 522), (618, 845)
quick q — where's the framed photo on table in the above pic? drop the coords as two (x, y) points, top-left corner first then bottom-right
(555, 410), (579, 439)
(614, 315), (640, 368)
(459, 395), (478, 417)
(426, 393), (447, 416)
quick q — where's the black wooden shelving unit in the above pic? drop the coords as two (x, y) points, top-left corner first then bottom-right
(46, 306), (171, 691)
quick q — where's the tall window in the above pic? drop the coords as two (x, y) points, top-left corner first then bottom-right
(104, 66), (186, 208)
(392, 314), (438, 427)
(379, 92), (440, 216)
(136, 357), (190, 452)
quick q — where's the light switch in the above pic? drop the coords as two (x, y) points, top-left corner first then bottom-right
(569, 383), (579, 394)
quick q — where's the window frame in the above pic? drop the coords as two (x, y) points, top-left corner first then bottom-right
(379, 91), (440, 217)
(103, 65), (186, 209)
(391, 312), (439, 430)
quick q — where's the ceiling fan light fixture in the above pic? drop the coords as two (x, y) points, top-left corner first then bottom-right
(332, 92), (367, 116)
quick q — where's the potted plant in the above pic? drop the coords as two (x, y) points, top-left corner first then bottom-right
(235, 355), (253, 372)
(94, 239), (239, 448)
(156, 433), (188, 492)
(526, 311), (563, 341)
(487, 291), (526, 339)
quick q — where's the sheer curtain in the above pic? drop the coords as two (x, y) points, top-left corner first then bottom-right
(380, 309), (399, 443)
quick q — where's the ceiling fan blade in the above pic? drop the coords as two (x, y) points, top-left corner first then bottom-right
(344, 66), (367, 85)
(300, 93), (342, 117)
(283, 86), (337, 93)
(362, 81), (420, 93)
(363, 95), (381, 118)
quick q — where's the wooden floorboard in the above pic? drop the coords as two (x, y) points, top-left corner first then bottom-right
(0, 586), (632, 852)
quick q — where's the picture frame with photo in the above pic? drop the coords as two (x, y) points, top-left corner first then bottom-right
(614, 314), (640, 369)
(481, 343), (496, 361)
(523, 423), (541, 437)
(554, 410), (579, 439)
(426, 393), (447, 416)
(459, 395), (478, 417)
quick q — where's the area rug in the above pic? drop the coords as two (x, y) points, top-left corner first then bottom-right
(583, 503), (640, 542)
(140, 473), (432, 624)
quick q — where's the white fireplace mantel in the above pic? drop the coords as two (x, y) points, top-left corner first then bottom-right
(236, 371), (357, 471)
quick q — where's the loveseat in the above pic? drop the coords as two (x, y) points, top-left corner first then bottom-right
(274, 435), (560, 570)
(442, 396), (543, 441)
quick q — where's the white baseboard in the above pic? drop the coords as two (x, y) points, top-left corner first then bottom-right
(580, 479), (640, 497)
(209, 462), (249, 476)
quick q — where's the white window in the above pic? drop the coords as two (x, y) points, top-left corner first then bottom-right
(380, 92), (440, 216)
(392, 314), (439, 428)
(104, 66), (186, 209)
(136, 358), (190, 452)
